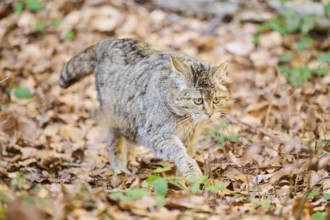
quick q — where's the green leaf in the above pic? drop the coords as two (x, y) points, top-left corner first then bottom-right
(279, 65), (290, 77)
(217, 119), (228, 130)
(153, 178), (168, 196)
(227, 135), (238, 142)
(126, 188), (149, 199)
(280, 0), (288, 5)
(301, 16), (315, 34)
(307, 189), (319, 200)
(147, 175), (160, 186)
(297, 37), (312, 51)
(283, 10), (302, 33)
(14, 87), (33, 99)
(120, 195), (134, 203)
(64, 31), (75, 41)
(190, 176), (207, 193)
(312, 212), (326, 220)
(313, 67), (329, 76)
(279, 52), (294, 63)
(325, 3), (330, 18)
(318, 53), (330, 63)
(205, 183), (222, 193)
(153, 166), (171, 173)
(253, 34), (260, 44)
(155, 196), (166, 206)
(14, 1), (25, 14)
(287, 67), (312, 86)
(109, 192), (124, 200)
(25, 0), (43, 12)
(0, 192), (9, 203)
(316, 141), (330, 148)
(191, 181), (201, 194)
(34, 20), (46, 32)
(51, 19), (62, 27)
(263, 21), (287, 35)
(168, 179), (186, 190)
(323, 193), (330, 200)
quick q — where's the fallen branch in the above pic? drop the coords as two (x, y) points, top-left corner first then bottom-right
(224, 114), (282, 143)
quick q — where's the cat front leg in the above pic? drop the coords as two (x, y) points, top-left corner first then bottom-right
(149, 134), (202, 180)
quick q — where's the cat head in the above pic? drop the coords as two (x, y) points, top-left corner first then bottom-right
(168, 57), (229, 121)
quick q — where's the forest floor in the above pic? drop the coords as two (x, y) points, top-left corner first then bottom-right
(0, 0), (329, 219)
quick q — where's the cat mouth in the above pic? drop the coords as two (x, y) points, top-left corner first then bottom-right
(191, 114), (211, 121)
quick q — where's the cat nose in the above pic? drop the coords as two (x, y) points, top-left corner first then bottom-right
(205, 110), (213, 118)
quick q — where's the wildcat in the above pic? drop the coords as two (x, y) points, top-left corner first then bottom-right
(60, 38), (229, 180)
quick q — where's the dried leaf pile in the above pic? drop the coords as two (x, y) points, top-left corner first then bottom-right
(0, 0), (329, 219)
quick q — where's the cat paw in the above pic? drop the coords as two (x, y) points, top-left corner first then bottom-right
(110, 158), (130, 174)
(128, 158), (139, 168)
(184, 168), (203, 181)
(179, 158), (203, 181)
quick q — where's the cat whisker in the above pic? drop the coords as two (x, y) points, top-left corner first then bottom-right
(230, 97), (241, 102)
(177, 116), (192, 127)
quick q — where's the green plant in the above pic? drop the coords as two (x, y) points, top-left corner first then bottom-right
(51, 19), (62, 28)
(318, 53), (330, 63)
(279, 52), (294, 62)
(323, 193), (330, 200)
(254, 197), (271, 210)
(279, 66), (311, 86)
(279, 65), (329, 86)
(14, 87), (33, 99)
(259, 11), (315, 35)
(147, 175), (168, 197)
(189, 176), (223, 195)
(109, 188), (149, 203)
(312, 212), (326, 220)
(147, 167), (170, 197)
(10, 172), (27, 190)
(34, 19), (46, 32)
(325, 3), (330, 17)
(205, 129), (238, 147)
(14, 0), (43, 13)
(259, 7), (329, 86)
(307, 189), (319, 200)
(296, 37), (312, 51)
(64, 31), (75, 41)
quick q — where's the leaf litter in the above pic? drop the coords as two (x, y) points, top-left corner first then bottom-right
(0, 0), (329, 219)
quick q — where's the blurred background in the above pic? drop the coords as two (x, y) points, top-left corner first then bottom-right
(0, 0), (329, 219)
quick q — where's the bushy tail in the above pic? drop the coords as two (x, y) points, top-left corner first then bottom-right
(59, 42), (101, 88)
(59, 38), (156, 88)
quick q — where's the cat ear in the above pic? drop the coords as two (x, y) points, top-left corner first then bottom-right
(212, 60), (230, 81)
(170, 56), (186, 75)
(170, 56), (188, 90)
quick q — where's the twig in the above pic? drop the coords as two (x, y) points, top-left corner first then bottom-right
(202, 14), (225, 35)
(0, 75), (9, 85)
(63, 162), (82, 168)
(295, 141), (314, 220)
(224, 114), (282, 142)
(264, 78), (279, 129)
(226, 164), (283, 171)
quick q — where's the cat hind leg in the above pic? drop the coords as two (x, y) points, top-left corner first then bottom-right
(108, 130), (129, 174)
(127, 142), (139, 167)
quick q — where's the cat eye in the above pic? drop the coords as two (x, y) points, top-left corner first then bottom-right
(193, 98), (203, 105)
(213, 97), (220, 104)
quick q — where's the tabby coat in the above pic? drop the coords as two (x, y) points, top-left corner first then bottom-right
(60, 38), (229, 179)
